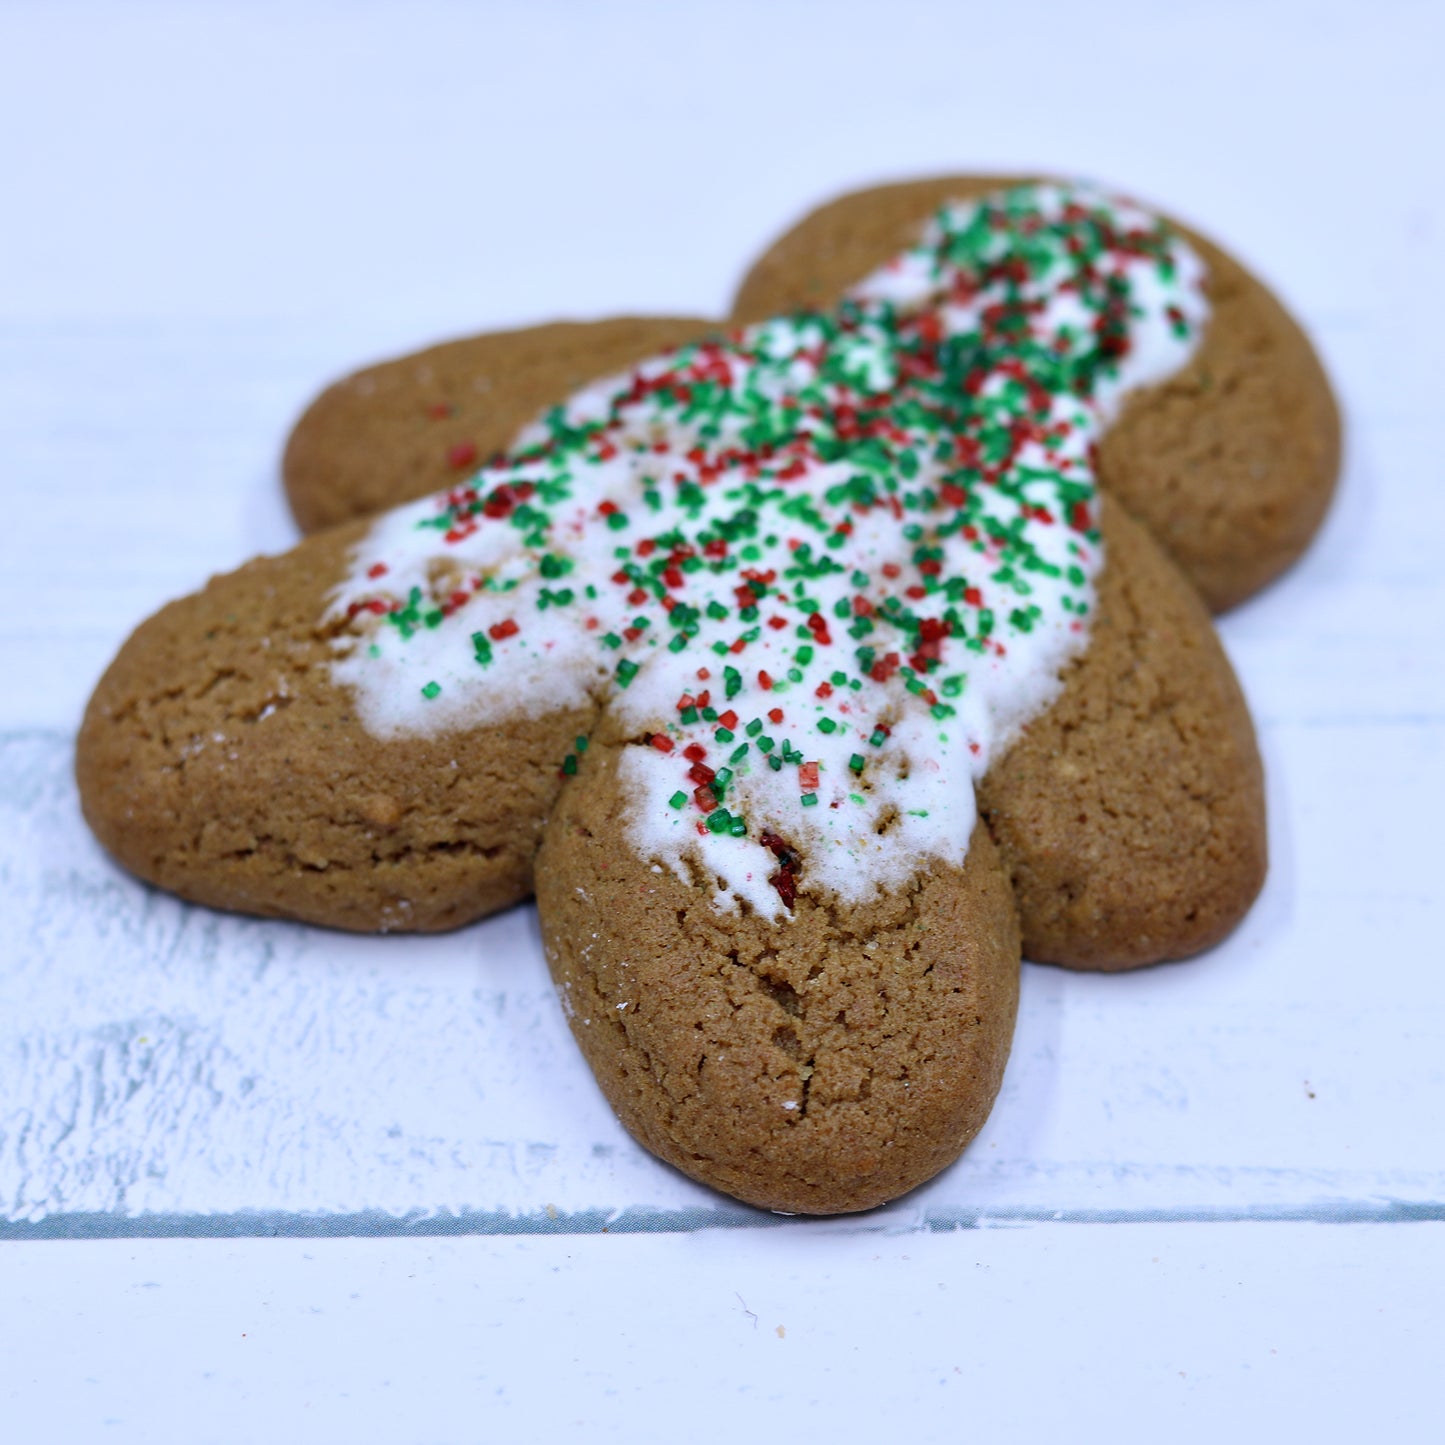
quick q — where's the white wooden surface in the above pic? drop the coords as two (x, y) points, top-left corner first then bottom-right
(2, 1), (1443, 1439)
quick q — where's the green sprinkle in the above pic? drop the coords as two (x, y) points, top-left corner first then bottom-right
(669, 791), (688, 809)
(421, 681), (441, 700)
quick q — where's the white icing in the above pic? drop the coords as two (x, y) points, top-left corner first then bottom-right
(326, 182), (1208, 920)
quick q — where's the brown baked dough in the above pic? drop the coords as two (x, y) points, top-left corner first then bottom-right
(284, 316), (716, 534)
(538, 761), (1020, 1214)
(731, 175), (1341, 612)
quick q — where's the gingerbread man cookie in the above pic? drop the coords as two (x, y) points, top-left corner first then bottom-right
(78, 181), (1330, 1212)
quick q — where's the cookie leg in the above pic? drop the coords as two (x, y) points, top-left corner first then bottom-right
(978, 500), (1267, 970)
(76, 522), (600, 932)
(536, 724), (1021, 1215)
(285, 316), (718, 533)
(731, 176), (1340, 612)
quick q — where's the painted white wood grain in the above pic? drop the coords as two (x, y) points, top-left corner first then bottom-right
(5, 1225), (1443, 1445)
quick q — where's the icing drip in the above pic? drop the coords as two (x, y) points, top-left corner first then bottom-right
(328, 182), (1208, 920)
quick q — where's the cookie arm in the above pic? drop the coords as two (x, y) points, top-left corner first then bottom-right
(75, 522), (597, 932)
(1095, 230), (1341, 612)
(978, 499), (1267, 970)
(536, 725), (1021, 1215)
(284, 316), (718, 534)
